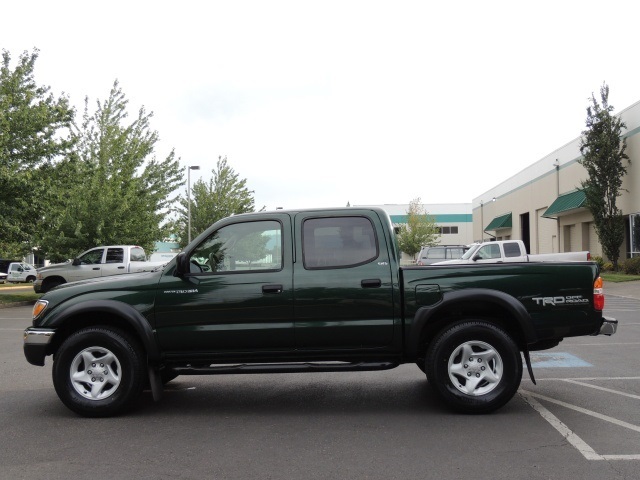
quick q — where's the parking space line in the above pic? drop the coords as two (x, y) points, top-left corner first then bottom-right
(521, 390), (640, 433)
(562, 379), (640, 400)
(521, 389), (640, 461)
(519, 391), (603, 460)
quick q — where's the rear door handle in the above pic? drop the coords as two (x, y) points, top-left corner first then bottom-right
(361, 278), (382, 288)
(262, 284), (283, 294)
(92, 267), (100, 271)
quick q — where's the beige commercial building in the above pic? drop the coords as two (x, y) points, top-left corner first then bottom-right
(474, 99), (640, 260)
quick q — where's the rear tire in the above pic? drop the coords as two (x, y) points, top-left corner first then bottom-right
(425, 320), (522, 413)
(52, 327), (145, 417)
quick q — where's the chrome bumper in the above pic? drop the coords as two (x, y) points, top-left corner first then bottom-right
(23, 328), (55, 366)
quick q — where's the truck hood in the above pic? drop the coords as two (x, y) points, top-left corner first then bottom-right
(37, 260), (72, 273)
(50, 269), (164, 293)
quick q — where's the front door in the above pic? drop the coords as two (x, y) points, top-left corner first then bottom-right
(154, 215), (294, 354)
(293, 212), (395, 349)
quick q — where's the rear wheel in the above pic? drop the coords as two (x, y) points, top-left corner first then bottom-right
(425, 320), (522, 413)
(52, 327), (145, 417)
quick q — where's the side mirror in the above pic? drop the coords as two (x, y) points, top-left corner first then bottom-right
(472, 254), (480, 262)
(72, 258), (81, 266)
(174, 252), (189, 277)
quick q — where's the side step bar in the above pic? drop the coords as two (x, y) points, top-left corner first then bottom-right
(172, 361), (400, 375)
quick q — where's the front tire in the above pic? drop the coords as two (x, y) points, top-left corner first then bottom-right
(52, 327), (145, 417)
(425, 321), (522, 414)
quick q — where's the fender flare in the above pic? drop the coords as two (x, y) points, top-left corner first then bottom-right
(407, 288), (537, 357)
(47, 299), (160, 362)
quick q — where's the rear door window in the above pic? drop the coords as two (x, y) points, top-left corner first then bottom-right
(303, 216), (378, 269)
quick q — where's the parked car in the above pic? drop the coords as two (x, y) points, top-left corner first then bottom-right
(416, 245), (468, 265)
(435, 240), (590, 265)
(24, 207), (616, 417)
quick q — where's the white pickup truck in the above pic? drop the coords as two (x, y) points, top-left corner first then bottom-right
(34, 245), (167, 294)
(6, 262), (38, 283)
(434, 240), (590, 265)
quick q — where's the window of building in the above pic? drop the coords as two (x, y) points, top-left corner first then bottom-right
(303, 216), (378, 269)
(439, 226), (459, 235)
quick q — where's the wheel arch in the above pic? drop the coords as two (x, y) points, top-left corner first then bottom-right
(408, 288), (537, 360)
(46, 300), (160, 362)
(41, 275), (67, 292)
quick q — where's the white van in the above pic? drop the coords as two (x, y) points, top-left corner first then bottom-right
(7, 262), (38, 283)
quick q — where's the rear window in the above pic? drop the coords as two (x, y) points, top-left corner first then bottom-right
(503, 242), (522, 258)
(426, 248), (446, 259)
(130, 247), (147, 262)
(303, 216), (378, 269)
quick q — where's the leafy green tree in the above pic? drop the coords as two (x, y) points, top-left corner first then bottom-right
(0, 49), (75, 256)
(234, 231), (269, 266)
(176, 156), (256, 248)
(578, 83), (630, 270)
(396, 198), (440, 259)
(38, 81), (183, 262)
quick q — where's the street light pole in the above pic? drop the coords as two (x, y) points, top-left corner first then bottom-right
(187, 165), (200, 244)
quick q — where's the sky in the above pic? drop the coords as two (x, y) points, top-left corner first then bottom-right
(3, 0), (640, 211)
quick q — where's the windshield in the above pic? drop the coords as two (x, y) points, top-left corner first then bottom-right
(461, 244), (481, 260)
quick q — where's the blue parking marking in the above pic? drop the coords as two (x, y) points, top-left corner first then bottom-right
(528, 352), (592, 368)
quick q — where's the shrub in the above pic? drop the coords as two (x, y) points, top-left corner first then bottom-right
(621, 257), (640, 275)
(602, 262), (614, 272)
(591, 255), (605, 269)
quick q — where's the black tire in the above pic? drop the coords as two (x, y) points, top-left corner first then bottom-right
(52, 327), (145, 417)
(425, 320), (522, 414)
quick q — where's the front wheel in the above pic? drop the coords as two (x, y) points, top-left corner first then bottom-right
(425, 321), (522, 414)
(52, 327), (145, 417)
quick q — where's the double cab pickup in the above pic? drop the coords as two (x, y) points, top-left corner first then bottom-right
(23, 207), (617, 417)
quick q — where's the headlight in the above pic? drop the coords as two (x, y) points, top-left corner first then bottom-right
(32, 300), (49, 320)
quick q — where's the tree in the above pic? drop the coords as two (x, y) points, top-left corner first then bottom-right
(578, 83), (630, 270)
(0, 49), (75, 256)
(396, 198), (440, 259)
(176, 156), (256, 248)
(37, 81), (183, 262)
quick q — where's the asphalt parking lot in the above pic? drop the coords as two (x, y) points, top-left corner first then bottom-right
(0, 283), (638, 479)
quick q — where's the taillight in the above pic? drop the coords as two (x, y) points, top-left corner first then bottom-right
(594, 276), (604, 311)
(587, 252), (591, 261)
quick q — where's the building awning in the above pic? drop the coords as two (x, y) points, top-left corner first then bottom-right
(485, 212), (512, 231)
(542, 190), (586, 218)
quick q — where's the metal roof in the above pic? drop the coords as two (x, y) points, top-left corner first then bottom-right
(485, 212), (512, 231)
(542, 190), (586, 218)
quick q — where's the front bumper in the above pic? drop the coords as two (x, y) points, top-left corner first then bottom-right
(23, 328), (55, 366)
(598, 316), (618, 336)
(33, 279), (43, 294)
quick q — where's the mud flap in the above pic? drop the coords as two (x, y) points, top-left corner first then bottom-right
(148, 365), (163, 401)
(522, 348), (536, 385)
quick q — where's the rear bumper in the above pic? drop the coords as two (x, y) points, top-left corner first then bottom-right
(597, 316), (618, 336)
(23, 328), (55, 366)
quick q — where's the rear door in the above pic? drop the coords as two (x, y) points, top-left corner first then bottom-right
(293, 211), (395, 349)
(100, 247), (129, 277)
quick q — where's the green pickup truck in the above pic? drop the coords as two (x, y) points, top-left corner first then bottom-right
(24, 207), (617, 417)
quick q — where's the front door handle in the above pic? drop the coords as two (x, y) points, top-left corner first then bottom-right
(92, 267), (100, 271)
(361, 278), (382, 288)
(262, 284), (283, 294)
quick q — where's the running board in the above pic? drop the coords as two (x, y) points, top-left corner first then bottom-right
(171, 361), (400, 375)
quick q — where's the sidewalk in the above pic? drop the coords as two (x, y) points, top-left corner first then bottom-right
(605, 279), (640, 300)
